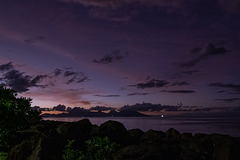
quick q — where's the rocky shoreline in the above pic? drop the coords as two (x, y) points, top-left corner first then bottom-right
(6, 119), (240, 160)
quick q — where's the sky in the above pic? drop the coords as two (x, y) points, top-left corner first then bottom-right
(0, 0), (240, 109)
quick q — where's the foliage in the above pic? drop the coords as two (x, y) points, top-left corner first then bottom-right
(85, 137), (118, 160)
(0, 86), (41, 146)
(0, 152), (7, 160)
(62, 140), (85, 160)
(62, 137), (118, 160)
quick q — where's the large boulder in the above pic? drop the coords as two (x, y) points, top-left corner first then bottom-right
(7, 129), (65, 160)
(165, 128), (180, 138)
(114, 142), (181, 160)
(99, 120), (132, 146)
(57, 118), (92, 141)
(128, 129), (144, 143)
(7, 135), (40, 160)
(206, 134), (240, 160)
(140, 129), (165, 142)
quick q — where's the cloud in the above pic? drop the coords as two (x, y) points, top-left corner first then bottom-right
(129, 79), (169, 89)
(24, 36), (46, 43)
(80, 101), (92, 105)
(169, 70), (199, 79)
(59, 0), (187, 21)
(59, 0), (184, 9)
(181, 70), (199, 75)
(65, 71), (89, 84)
(0, 62), (14, 72)
(93, 49), (128, 64)
(218, 0), (240, 13)
(127, 92), (153, 96)
(171, 81), (190, 86)
(161, 90), (196, 94)
(0, 62), (89, 93)
(50, 68), (89, 85)
(181, 43), (227, 67)
(53, 68), (62, 76)
(64, 71), (77, 77)
(58, 0), (240, 22)
(94, 94), (120, 97)
(209, 82), (240, 94)
(0, 69), (48, 92)
(215, 98), (240, 103)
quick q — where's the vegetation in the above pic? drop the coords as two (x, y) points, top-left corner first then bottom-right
(0, 152), (7, 160)
(62, 140), (84, 160)
(0, 86), (41, 147)
(63, 137), (118, 160)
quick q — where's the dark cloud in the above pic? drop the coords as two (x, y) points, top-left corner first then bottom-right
(215, 98), (240, 103)
(161, 90), (196, 94)
(171, 81), (190, 86)
(181, 43), (227, 67)
(209, 82), (240, 94)
(217, 90), (226, 93)
(129, 79), (169, 89)
(64, 71), (76, 77)
(24, 36), (46, 43)
(30, 75), (48, 86)
(62, 70), (89, 84)
(53, 68), (62, 76)
(127, 92), (152, 96)
(181, 70), (199, 75)
(93, 49), (128, 64)
(0, 69), (48, 92)
(0, 62), (14, 72)
(77, 77), (89, 83)
(169, 70), (199, 79)
(51, 68), (89, 84)
(94, 94), (120, 97)
(80, 101), (91, 105)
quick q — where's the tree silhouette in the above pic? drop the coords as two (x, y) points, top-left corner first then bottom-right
(0, 86), (41, 146)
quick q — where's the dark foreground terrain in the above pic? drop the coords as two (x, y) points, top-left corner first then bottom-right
(5, 119), (240, 160)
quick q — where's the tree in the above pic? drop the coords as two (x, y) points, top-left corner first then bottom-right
(0, 86), (41, 146)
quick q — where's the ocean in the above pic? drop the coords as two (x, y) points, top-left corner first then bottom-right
(42, 117), (240, 137)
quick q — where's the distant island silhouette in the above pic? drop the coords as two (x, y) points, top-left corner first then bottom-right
(32, 102), (240, 118)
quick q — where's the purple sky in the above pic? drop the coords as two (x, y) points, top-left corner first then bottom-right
(0, 0), (240, 109)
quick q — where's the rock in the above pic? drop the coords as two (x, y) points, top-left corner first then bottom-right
(90, 124), (100, 137)
(99, 120), (132, 146)
(181, 133), (192, 139)
(165, 128), (180, 138)
(140, 129), (165, 142)
(7, 135), (40, 160)
(29, 129), (64, 160)
(7, 130), (39, 147)
(115, 142), (181, 160)
(57, 118), (92, 141)
(7, 129), (65, 160)
(206, 134), (240, 160)
(128, 129), (144, 143)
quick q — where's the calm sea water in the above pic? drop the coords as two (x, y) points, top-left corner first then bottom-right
(42, 117), (240, 137)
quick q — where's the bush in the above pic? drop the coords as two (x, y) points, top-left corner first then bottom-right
(86, 137), (118, 160)
(63, 137), (118, 160)
(62, 140), (85, 160)
(0, 86), (41, 147)
(0, 152), (7, 160)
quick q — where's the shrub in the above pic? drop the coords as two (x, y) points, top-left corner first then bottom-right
(63, 137), (118, 160)
(0, 152), (7, 160)
(62, 140), (85, 160)
(0, 86), (41, 147)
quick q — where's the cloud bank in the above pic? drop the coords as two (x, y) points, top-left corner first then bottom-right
(93, 49), (128, 64)
(181, 43), (227, 67)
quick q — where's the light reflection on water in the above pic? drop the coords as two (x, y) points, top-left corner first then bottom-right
(42, 117), (240, 137)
